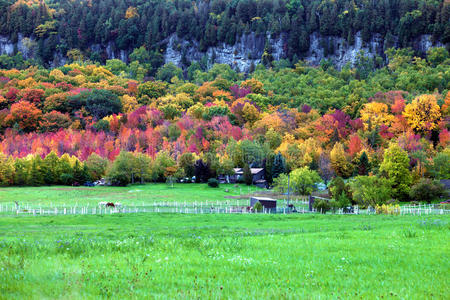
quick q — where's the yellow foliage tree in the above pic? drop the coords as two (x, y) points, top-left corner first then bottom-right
(49, 69), (65, 82)
(403, 94), (441, 133)
(187, 103), (205, 119)
(242, 102), (260, 126)
(125, 6), (139, 19)
(121, 95), (139, 113)
(330, 142), (353, 178)
(360, 102), (394, 129)
(241, 78), (265, 94)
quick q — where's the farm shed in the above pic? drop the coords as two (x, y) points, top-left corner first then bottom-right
(250, 197), (277, 212)
(219, 168), (266, 185)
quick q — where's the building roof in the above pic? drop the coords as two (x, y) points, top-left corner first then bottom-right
(233, 168), (264, 175)
(440, 179), (450, 190)
(251, 197), (276, 201)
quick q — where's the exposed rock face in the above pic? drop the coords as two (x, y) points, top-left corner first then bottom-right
(0, 32), (444, 71)
(0, 36), (14, 56)
(164, 32), (287, 73)
(303, 32), (443, 68)
(304, 32), (385, 67)
(164, 31), (443, 72)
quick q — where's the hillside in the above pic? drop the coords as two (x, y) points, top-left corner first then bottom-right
(0, 0), (449, 72)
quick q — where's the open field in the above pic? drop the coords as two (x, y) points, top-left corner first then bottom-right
(0, 184), (266, 206)
(0, 213), (449, 299)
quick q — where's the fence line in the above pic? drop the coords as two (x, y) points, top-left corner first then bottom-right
(0, 200), (448, 217)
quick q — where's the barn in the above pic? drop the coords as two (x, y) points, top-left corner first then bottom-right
(250, 197), (277, 212)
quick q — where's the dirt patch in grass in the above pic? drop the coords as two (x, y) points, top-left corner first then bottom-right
(50, 187), (95, 191)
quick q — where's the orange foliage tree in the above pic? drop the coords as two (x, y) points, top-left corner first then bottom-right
(6, 101), (42, 132)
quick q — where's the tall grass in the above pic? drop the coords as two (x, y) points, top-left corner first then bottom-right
(0, 214), (448, 299)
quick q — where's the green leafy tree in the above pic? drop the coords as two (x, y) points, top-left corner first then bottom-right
(289, 167), (321, 196)
(178, 153), (195, 178)
(0, 154), (15, 186)
(152, 151), (176, 182)
(134, 153), (152, 184)
(428, 151), (450, 180)
(409, 178), (446, 204)
(349, 176), (392, 207)
(42, 151), (61, 184)
(106, 151), (136, 186)
(379, 143), (412, 201)
(137, 81), (168, 103)
(14, 158), (29, 186)
(68, 89), (121, 120)
(27, 155), (45, 186)
(156, 63), (183, 82)
(85, 153), (108, 181)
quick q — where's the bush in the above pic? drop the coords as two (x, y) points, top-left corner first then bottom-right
(207, 178), (219, 188)
(60, 173), (74, 185)
(314, 199), (331, 214)
(348, 176), (392, 208)
(329, 177), (345, 197)
(110, 172), (129, 186)
(337, 192), (351, 208)
(253, 201), (263, 212)
(409, 178), (446, 203)
(375, 204), (400, 215)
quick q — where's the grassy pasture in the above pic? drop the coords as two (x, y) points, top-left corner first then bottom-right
(0, 213), (449, 299)
(0, 184), (265, 206)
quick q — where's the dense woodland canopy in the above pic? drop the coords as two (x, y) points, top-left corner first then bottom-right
(0, 0), (448, 206)
(0, 0), (449, 69)
(0, 45), (448, 204)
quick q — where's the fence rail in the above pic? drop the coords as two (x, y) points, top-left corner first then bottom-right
(0, 201), (448, 217)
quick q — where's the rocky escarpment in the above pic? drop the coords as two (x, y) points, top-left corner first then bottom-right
(164, 31), (443, 72)
(0, 32), (443, 72)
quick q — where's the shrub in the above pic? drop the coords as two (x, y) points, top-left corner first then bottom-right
(337, 192), (351, 208)
(328, 176), (352, 200)
(207, 178), (219, 188)
(348, 176), (392, 208)
(375, 204), (400, 215)
(409, 178), (446, 203)
(314, 199), (331, 214)
(110, 172), (129, 186)
(60, 173), (74, 185)
(253, 201), (263, 212)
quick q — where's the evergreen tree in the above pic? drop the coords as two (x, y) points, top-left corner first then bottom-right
(358, 151), (371, 176)
(272, 152), (286, 179)
(28, 155), (45, 186)
(368, 125), (382, 149)
(243, 163), (252, 186)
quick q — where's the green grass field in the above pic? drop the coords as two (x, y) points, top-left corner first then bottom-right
(1, 213), (449, 299)
(0, 184), (265, 206)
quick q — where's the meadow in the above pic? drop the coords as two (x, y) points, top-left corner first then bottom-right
(0, 183), (265, 206)
(0, 213), (449, 299)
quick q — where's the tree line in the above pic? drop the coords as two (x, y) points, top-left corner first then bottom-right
(0, 0), (448, 68)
